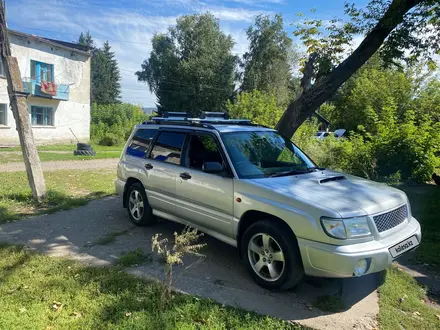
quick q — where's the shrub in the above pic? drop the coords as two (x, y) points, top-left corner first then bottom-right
(293, 110), (440, 183)
(227, 90), (283, 128)
(90, 103), (148, 145)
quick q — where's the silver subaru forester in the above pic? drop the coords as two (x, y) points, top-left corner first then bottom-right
(115, 112), (422, 290)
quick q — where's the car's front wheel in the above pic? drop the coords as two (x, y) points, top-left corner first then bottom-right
(126, 182), (156, 226)
(241, 220), (304, 290)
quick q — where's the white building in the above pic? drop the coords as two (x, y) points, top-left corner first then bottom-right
(0, 30), (91, 146)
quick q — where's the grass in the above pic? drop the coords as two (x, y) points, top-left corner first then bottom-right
(116, 248), (152, 267)
(0, 244), (302, 330)
(397, 184), (440, 271)
(0, 169), (115, 223)
(379, 267), (440, 330)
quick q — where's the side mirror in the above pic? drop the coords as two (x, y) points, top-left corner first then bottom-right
(202, 162), (224, 174)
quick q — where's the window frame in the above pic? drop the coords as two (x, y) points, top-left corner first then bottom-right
(126, 128), (158, 159)
(30, 105), (55, 126)
(0, 103), (7, 126)
(182, 131), (233, 177)
(148, 129), (188, 166)
(31, 60), (54, 83)
(0, 59), (5, 77)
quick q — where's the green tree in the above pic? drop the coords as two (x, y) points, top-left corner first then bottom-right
(412, 78), (440, 123)
(136, 13), (237, 117)
(320, 56), (415, 133)
(227, 90), (283, 128)
(78, 31), (94, 48)
(241, 14), (294, 107)
(276, 0), (440, 139)
(78, 34), (121, 104)
(102, 41), (121, 103)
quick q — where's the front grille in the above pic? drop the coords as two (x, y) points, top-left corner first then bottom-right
(373, 205), (408, 233)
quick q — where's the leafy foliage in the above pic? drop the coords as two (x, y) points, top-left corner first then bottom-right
(90, 103), (148, 146)
(227, 90), (283, 128)
(294, 109), (440, 183)
(241, 15), (295, 107)
(136, 13), (237, 117)
(277, 0), (440, 139)
(78, 33), (121, 104)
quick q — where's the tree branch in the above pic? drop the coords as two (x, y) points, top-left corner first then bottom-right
(300, 52), (318, 92)
(276, 0), (425, 138)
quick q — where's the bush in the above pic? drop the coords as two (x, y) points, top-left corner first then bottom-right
(293, 110), (440, 183)
(91, 103), (148, 146)
(227, 90), (283, 128)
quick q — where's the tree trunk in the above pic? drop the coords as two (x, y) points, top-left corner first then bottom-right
(0, 4), (47, 202)
(276, 0), (423, 139)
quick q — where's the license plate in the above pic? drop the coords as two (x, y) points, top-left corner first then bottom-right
(389, 235), (419, 258)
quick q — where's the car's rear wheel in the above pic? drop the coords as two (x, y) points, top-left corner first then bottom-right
(241, 220), (304, 290)
(126, 182), (156, 226)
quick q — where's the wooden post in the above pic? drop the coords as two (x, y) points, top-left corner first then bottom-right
(0, 2), (46, 201)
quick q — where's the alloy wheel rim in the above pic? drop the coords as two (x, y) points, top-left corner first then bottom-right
(248, 233), (285, 282)
(129, 190), (144, 221)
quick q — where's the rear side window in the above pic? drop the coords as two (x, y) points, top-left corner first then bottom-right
(151, 131), (186, 165)
(126, 129), (157, 158)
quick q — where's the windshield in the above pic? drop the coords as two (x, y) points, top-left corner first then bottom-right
(221, 131), (316, 179)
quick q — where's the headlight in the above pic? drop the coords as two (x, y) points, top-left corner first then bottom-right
(321, 216), (371, 239)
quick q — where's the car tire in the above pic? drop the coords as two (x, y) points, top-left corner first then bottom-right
(126, 182), (156, 226)
(73, 149), (96, 156)
(241, 220), (304, 290)
(77, 143), (93, 151)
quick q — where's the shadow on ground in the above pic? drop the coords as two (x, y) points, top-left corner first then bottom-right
(0, 196), (381, 329)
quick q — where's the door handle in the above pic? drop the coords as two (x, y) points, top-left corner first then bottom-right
(180, 172), (191, 180)
(145, 163), (153, 170)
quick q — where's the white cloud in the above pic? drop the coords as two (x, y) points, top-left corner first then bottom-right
(7, 0), (260, 106)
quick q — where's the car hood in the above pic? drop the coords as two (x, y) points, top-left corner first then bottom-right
(251, 170), (407, 218)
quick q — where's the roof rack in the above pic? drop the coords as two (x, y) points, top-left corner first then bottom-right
(143, 111), (253, 127)
(200, 112), (229, 119)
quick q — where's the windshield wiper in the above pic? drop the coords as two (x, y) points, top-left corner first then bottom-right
(268, 166), (325, 178)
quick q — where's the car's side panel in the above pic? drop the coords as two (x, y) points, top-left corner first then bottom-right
(175, 170), (234, 238)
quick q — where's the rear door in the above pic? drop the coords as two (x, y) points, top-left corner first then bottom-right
(145, 130), (187, 214)
(174, 132), (234, 238)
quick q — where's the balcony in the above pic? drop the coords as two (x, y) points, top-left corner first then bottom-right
(22, 80), (69, 101)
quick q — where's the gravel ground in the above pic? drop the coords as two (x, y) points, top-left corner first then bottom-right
(0, 158), (119, 172)
(0, 196), (380, 330)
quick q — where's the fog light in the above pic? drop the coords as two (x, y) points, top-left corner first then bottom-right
(354, 259), (369, 277)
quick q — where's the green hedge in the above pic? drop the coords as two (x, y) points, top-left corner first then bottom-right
(91, 103), (149, 146)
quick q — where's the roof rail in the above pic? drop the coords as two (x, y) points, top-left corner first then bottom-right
(162, 111), (188, 118)
(200, 112), (229, 119)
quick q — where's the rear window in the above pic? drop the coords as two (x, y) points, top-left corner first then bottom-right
(151, 131), (186, 165)
(126, 128), (157, 158)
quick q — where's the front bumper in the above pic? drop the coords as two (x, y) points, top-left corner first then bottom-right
(298, 217), (421, 278)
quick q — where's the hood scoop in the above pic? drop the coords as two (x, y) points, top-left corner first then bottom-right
(319, 176), (347, 184)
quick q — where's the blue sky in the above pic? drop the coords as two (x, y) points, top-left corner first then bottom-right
(7, 0), (369, 107)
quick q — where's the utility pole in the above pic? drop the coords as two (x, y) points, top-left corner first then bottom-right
(0, 1), (46, 201)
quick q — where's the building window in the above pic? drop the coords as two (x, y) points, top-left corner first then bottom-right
(30, 60), (54, 83)
(0, 104), (6, 125)
(31, 106), (54, 126)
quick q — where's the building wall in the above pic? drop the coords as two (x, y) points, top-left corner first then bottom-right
(0, 32), (91, 146)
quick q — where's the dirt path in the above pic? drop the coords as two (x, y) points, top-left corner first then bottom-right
(0, 196), (380, 330)
(0, 158), (119, 172)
